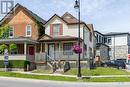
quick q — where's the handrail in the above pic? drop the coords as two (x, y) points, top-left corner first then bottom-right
(45, 53), (56, 62)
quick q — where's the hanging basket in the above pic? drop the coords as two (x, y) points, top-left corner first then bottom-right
(72, 45), (82, 54)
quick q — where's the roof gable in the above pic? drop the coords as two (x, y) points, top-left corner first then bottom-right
(0, 3), (46, 25)
(44, 14), (67, 26)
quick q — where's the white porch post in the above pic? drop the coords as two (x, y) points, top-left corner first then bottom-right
(24, 42), (27, 55)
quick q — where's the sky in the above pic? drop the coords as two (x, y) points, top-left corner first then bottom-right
(1, 0), (130, 33)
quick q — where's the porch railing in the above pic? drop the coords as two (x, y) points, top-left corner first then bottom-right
(35, 51), (81, 62)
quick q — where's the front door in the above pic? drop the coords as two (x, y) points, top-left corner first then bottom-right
(48, 44), (55, 59)
(29, 46), (34, 55)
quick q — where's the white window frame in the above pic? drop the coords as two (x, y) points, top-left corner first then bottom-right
(25, 25), (32, 37)
(9, 26), (14, 38)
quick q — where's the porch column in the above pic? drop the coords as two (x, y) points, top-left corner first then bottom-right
(40, 43), (42, 52)
(24, 42), (27, 55)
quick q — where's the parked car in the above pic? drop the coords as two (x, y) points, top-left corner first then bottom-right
(116, 59), (126, 63)
(101, 60), (126, 69)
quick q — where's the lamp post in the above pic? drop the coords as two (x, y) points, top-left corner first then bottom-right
(74, 0), (82, 78)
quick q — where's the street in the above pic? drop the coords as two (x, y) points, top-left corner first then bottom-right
(0, 77), (130, 87)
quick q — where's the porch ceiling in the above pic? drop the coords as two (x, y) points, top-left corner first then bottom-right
(0, 37), (38, 44)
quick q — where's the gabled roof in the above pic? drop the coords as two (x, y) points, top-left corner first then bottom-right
(0, 3), (46, 24)
(44, 12), (91, 31)
(44, 14), (68, 26)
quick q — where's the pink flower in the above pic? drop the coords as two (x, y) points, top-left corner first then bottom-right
(72, 45), (82, 54)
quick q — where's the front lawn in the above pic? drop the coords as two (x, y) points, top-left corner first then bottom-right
(0, 71), (130, 82)
(64, 67), (130, 76)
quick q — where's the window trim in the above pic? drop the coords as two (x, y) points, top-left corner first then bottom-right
(52, 24), (62, 36)
(25, 25), (32, 37)
(9, 26), (14, 38)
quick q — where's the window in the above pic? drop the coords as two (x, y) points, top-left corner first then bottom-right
(26, 25), (31, 37)
(52, 24), (60, 36)
(99, 35), (101, 43)
(96, 34), (99, 43)
(89, 32), (92, 42)
(104, 37), (107, 43)
(84, 44), (87, 56)
(102, 37), (104, 43)
(89, 47), (92, 57)
(63, 43), (73, 55)
(107, 37), (112, 44)
(9, 27), (14, 38)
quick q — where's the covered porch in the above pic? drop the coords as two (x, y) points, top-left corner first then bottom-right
(0, 37), (38, 62)
(39, 35), (84, 61)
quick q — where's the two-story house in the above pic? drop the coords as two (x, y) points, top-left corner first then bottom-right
(94, 31), (109, 62)
(0, 3), (46, 69)
(38, 12), (95, 66)
(95, 30), (130, 61)
(104, 32), (130, 60)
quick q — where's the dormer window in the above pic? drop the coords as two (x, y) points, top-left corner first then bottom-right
(26, 25), (31, 37)
(9, 27), (14, 38)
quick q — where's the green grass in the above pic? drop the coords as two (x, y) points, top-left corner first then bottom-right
(0, 71), (76, 81)
(32, 69), (53, 74)
(64, 67), (130, 76)
(0, 71), (130, 82)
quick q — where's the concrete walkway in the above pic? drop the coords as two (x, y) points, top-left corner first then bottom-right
(12, 71), (130, 78)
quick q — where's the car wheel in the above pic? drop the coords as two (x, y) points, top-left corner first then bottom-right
(104, 64), (107, 67)
(118, 66), (122, 69)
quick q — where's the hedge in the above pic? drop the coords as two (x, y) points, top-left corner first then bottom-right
(0, 60), (30, 68)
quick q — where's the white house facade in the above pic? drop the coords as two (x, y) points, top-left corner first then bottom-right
(39, 12), (95, 61)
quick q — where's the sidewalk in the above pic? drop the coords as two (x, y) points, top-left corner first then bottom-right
(12, 71), (130, 78)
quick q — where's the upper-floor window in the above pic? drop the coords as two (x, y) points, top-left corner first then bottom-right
(99, 35), (101, 43)
(107, 37), (112, 44)
(53, 24), (60, 36)
(9, 27), (14, 38)
(50, 24), (62, 36)
(26, 25), (31, 37)
(96, 34), (99, 43)
(89, 32), (92, 42)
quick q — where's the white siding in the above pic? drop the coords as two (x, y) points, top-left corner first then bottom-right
(108, 35), (128, 46)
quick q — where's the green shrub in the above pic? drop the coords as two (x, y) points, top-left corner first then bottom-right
(0, 44), (8, 54)
(0, 60), (30, 68)
(9, 43), (17, 53)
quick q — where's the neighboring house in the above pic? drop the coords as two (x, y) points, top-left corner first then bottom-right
(95, 31), (130, 61)
(94, 31), (109, 62)
(96, 43), (109, 62)
(0, 3), (46, 69)
(104, 32), (130, 60)
(39, 12), (95, 62)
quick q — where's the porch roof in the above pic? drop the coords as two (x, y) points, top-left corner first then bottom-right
(39, 34), (83, 42)
(0, 37), (38, 44)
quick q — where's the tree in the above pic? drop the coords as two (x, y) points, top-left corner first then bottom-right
(0, 44), (8, 54)
(0, 24), (10, 39)
(9, 43), (17, 54)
